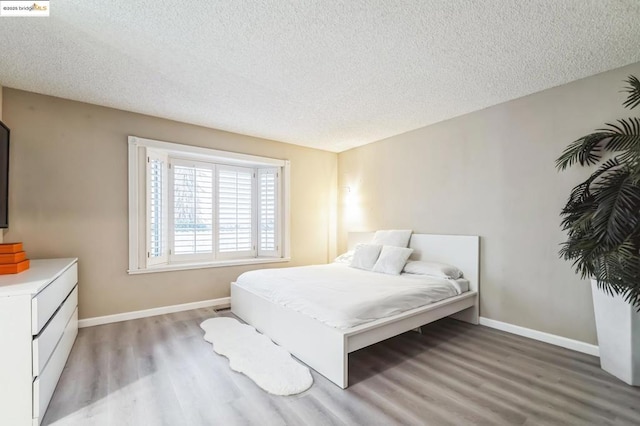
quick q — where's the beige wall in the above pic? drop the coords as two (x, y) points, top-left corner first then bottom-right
(338, 62), (640, 345)
(3, 89), (337, 319)
(4, 61), (638, 341)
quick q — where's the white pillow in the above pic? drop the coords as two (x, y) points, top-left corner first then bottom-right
(372, 246), (414, 275)
(334, 250), (354, 264)
(403, 260), (463, 279)
(350, 244), (383, 271)
(372, 229), (412, 248)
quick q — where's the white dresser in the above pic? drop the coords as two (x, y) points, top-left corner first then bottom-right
(0, 258), (78, 426)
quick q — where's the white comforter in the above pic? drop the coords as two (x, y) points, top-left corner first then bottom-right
(235, 263), (463, 329)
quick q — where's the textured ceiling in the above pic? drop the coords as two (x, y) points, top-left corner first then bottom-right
(1, 1), (640, 152)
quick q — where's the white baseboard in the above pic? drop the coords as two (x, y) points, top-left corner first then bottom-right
(479, 317), (599, 357)
(78, 297), (230, 328)
(78, 303), (598, 357)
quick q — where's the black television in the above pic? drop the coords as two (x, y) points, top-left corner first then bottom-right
(0, 121), (8, 228)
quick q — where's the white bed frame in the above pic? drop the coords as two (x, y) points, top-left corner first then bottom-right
(231, 233), (480, 389)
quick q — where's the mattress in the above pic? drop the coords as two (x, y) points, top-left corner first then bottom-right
(235, 263), (467, 329)
(445, 277), (469, 293)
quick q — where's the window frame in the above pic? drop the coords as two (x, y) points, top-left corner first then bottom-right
(128, 136), (291, 274)
(146, 149), (168, 266)
(168, 157), (216, 263)
(257, 168), (281, 257)
(215, 163), (257, 260)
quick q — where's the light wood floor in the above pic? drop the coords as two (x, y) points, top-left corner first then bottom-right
(43, 308), (640, 426)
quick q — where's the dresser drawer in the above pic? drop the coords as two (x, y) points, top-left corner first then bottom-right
(32, 307), (78, 423)
(31, 263), (77, 335)
(32, 286), (78, 377)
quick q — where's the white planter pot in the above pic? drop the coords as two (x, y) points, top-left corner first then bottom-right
(591, 279), (640, 386)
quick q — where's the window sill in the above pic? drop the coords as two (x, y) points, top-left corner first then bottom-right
(127, 257), (291, 275)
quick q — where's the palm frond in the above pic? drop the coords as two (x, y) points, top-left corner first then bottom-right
(563, 158), (621, 207)
(555, 133), (607, 170)
(560, 159), (621, 239)
(623, 75), (640, 110)
(560, 205), (594, 235)
(592, 240), (640, 308)
(558, 76), (640, 309)
(591, 168), (640, 246)
(556, 118), (640, 171)
(601, 118), (640, 159)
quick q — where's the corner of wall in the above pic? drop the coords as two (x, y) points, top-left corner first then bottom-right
(328, 156), (338, 262)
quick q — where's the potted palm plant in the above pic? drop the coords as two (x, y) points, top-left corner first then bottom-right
(556, 75), (640, 386)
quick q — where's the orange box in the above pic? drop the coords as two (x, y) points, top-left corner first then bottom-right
(0, 259), (29, 274)
(0, 243), (23, 254)
(0, 251), (26, 264)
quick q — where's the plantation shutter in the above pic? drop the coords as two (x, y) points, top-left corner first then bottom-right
(258, 168), (280, 257)
(170, 159), (214, 259)
(146, 150), (168, 266)
(217, 165), (255, 258)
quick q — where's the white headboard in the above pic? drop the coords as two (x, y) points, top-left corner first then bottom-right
(348, 232), (480, 294)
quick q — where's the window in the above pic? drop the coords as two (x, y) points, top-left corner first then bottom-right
(128, 136), (290, 273)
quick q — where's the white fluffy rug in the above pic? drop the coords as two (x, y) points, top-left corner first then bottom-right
(200, 317), (313, 395)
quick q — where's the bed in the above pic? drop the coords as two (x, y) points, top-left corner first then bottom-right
(231, 232), (480, 389)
